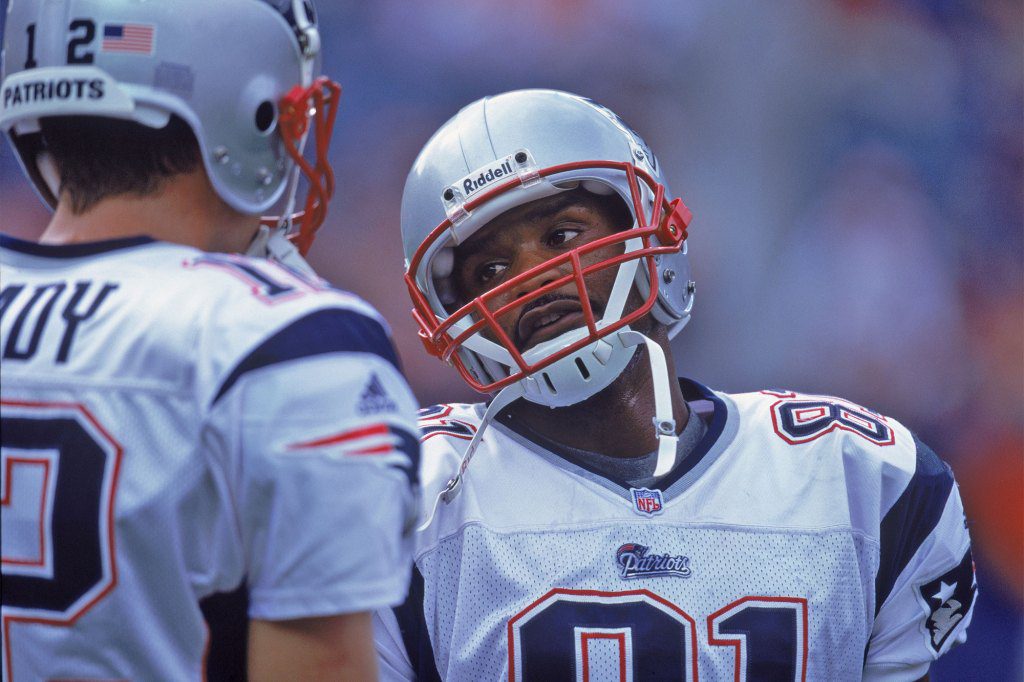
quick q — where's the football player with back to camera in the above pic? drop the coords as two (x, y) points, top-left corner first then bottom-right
(373, 90), (977, 681)
(0, 1), (419, 680)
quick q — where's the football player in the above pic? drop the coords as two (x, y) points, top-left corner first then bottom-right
(0, 1), (417, 680)
(374, 89), (977, 680)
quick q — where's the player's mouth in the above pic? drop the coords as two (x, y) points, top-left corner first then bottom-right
(515, 296), (591, 351)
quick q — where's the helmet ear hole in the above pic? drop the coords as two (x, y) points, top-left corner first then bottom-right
(255, 101), (277, 134)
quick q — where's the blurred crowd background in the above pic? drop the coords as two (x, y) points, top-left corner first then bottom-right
(2, 0), (1020, 677)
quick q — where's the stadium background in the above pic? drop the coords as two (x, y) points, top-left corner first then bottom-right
(1, 0), (1020, 677)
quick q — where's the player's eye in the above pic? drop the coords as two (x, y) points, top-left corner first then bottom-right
(546, 227), (583, 248)
(477, 261), (508, 283)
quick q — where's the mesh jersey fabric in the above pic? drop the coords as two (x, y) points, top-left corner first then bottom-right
(374, 379), (975, 681)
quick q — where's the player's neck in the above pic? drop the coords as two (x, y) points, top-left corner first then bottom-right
(40, 168), (258, 253)
(502, 328), (690, 458)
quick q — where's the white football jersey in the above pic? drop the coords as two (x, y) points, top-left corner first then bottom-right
(0, 235), (419, 681)
(375, 379), (976, 681)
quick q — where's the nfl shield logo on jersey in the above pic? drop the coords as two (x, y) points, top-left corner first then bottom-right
(630, 487), (664, 516)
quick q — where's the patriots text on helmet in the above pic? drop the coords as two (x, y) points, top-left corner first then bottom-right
(3, 78), (105, 110)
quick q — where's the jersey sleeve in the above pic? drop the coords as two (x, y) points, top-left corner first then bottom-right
(206, 305), (421, 621)
(864, 434), (978, 681)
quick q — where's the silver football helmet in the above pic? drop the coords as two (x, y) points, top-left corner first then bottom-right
(1, 0), (339, 257)
(403, 90), (695, 514)
(402, 89), (694, 408)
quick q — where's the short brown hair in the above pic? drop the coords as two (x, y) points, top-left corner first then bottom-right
(40, 115), (201, 214)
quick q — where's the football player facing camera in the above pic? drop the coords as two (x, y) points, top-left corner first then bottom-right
(0, 1), (417, 680)
(374, 89), (976, 681)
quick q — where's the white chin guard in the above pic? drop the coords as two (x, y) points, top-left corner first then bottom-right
(419, 328), (679, 533)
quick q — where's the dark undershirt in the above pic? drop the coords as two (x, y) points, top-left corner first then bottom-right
(501, 402), (708, 487)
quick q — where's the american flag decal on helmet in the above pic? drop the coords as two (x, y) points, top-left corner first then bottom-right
(101, 23), (155, 55)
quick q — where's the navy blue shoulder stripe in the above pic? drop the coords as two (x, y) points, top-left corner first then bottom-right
(393, 565), (442, 682)
(213, 308), (401, 405)
(389, 424), (421, 488)
(875, 433), (955, 614)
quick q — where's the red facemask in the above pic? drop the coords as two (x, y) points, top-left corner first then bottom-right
(406, 161), (692, 394)
(260, 76), (341, 256)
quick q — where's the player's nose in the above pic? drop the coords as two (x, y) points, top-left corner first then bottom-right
(508, 251), (572, 303)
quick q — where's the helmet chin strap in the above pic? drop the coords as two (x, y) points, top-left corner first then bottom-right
(618, 330), (678, 477)
(418, 330), (679, 531)
(417, 381), (524, 531)
(245, 222), (318, 277)
(246, 93), (316, 274)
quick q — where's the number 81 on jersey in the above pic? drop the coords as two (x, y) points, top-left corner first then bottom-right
(508, 588), (808, 681)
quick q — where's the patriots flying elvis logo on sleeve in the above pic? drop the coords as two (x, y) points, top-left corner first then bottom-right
(916, 547), (977, 653)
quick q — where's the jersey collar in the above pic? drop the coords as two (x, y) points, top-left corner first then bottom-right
(0, 234), (155, 258)
(493, 377), (735, 498)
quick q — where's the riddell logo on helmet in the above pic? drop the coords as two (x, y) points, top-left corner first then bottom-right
(3, 78), (105, 109)
(461, 158), (515, 197)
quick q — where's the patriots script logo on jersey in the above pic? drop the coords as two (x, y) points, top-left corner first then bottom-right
(630, 487), (664, 516)
(616, 543), (692, 580)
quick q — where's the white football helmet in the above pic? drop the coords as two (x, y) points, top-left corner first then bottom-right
(1, 0), (340, 257)
(401, 89), (694, 408)
(402, 90), (695, 511)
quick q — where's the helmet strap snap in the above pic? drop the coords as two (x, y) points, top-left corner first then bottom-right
(619, 330), (678, 477)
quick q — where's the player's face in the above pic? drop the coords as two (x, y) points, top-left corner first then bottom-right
(452, 189), (633, 352)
